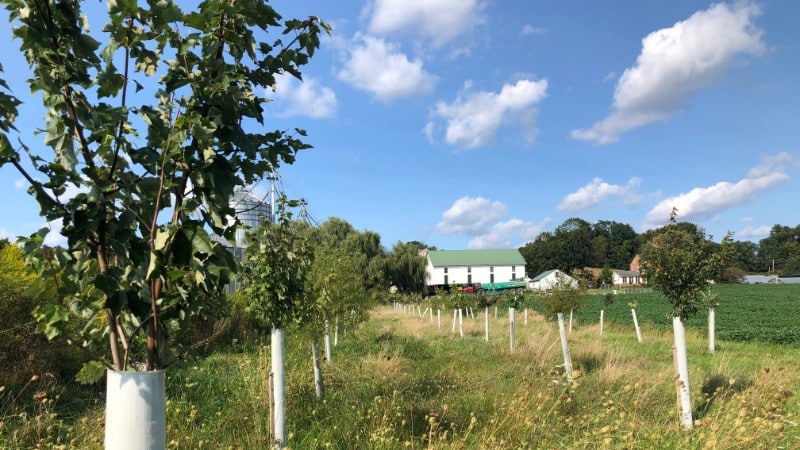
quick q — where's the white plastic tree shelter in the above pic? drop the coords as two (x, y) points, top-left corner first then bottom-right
(673, 317), (694, 429)
(568, 309), (573, 333)
(334, 318), (338, 346)
(484, 307), (490, 342)
(599, 310), (604, 336)
(509, 307), (516, 353)
(311, 338), (324, 399)
(324, 320), (332, 363)
(708, 308), (716, 353)
(458, 309), (464, 337)
(557, 312), (573, 382)
(524, 308), (528, 325)
(631, 308), (643, 343)
(104, 369), (166, 449)
(271, 328), (287, 448)
(437, 309), (441, 329)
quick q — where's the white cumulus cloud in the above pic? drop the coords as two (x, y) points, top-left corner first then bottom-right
(437, 196), (507, 235)
(427, 79), (548, 149)
(365, 0), (484, 47)
(641, 153), (791, 228)
(270, 74), (337, 119)
(558, 177), (642, 212)
(338, 34), (436, 102)
(571, 1), (765, 145)
(468, 218), (551, 249)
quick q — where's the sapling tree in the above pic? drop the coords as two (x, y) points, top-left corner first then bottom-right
(0, 0), (327, 376)
(241, 200), (311, 449)
(640, 210), (729, 429)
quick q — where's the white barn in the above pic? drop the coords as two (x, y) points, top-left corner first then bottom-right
(425, 249), (526, 288)
(528, 269), (578, 291)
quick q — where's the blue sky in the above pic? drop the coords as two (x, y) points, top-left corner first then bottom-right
(1, 0), (799, 250)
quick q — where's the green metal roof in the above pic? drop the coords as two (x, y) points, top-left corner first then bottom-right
(427, 249), (525, 267)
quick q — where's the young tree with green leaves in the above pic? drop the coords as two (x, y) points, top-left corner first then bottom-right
(241, 201), (311, 449)
(640, 210), (729, 429)
(0, 0), (327, 446)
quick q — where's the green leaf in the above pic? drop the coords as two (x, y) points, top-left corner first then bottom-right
(154, 229), (170, 251)
(76, 361), (106, 384)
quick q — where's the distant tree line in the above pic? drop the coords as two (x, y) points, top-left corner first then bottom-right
(519, 218), (800, 281)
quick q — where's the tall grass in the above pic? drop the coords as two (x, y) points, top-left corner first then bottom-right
(2, 304), (799, 448)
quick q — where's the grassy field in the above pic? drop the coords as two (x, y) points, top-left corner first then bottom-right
(2, 285), (799, 449)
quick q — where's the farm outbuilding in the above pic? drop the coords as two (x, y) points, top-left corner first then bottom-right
(425, 249), (526, 289)
(528, 269), (578, 291)
(612, 269), (643, 286)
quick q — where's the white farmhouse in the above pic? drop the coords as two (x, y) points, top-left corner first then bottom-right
(528, 269), (578, 291)
(425, 249), (526, 289)
(612, 269), (643, 286)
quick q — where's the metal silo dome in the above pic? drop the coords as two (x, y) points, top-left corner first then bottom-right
(231, 188), (272, 247)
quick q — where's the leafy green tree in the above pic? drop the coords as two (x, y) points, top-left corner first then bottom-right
(758, 224), (800, 275)
(639, 211), (730, 429)
(599, 265), (613, 286)
(640, 225), (725, 318)
(241, 205), (310, 330)
(0, 0), (327, 375)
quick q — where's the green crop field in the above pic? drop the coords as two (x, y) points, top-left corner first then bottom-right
(552, 284), (800, 345)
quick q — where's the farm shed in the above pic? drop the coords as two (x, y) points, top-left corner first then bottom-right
(425, 249), (526, 288)
(528, 269), (578, 291)
(612, 269), (643, 286)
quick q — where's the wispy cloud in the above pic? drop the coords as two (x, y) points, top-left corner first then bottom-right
(737, 225), (771, 239)
(337, 33), (436, 102)
(641, 153), (791, 228)
(571, 1), (764, 144)
(364, 0), (484, 47)
(520, 24), (546, 36)
(426, 78), (548, 149)
(467, 218), (551, 249)
(558, 177), (642, 212)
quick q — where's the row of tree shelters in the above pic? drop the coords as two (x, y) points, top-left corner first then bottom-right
(424, 249), (527, 295)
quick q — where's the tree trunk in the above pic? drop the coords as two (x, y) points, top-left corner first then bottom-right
(708, 308), (716, 353)
(557, 312), (573, 382)
(673, 317), (694, 429)
(271, 328), (287, 448)
(311, 337), (324, 400)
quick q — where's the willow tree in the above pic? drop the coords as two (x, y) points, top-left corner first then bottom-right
(640, 212), (729, 429)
